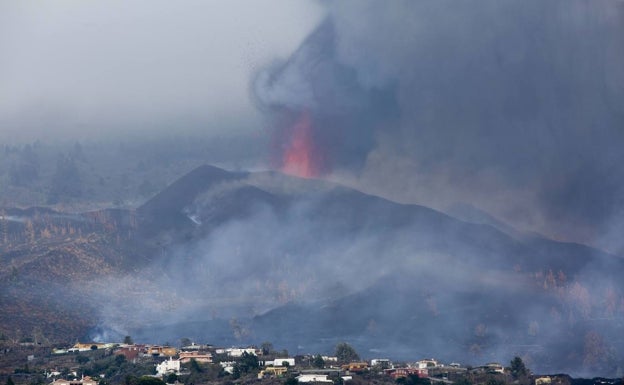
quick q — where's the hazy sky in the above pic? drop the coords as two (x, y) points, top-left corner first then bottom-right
(0, 0), (324, 142)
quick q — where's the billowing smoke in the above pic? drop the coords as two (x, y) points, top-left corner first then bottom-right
(81, 166), (624, 376)
(253, 0), (624, 250)
(253, 19), (398, 177)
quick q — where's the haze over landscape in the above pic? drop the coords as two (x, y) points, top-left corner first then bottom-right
(1, 0), (624, 379)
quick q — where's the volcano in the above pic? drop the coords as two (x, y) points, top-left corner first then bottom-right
(1, 164), (624, 376)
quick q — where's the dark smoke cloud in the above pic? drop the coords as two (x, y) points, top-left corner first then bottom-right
(254, 0), (624, 251)
(253, 20), (399, 173)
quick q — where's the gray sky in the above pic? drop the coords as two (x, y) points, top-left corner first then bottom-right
(0, 0), (324, 142)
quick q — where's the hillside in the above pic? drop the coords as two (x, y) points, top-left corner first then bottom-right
(1, 165), (623, 376)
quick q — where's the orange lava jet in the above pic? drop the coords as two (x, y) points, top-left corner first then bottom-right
(281, 111), (322, 178)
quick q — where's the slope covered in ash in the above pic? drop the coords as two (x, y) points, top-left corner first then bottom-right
(96, 165), (624, 376)
(0, 206), (148, 342)
(2, 164), (623, 375)
(137, 164), (248, 237)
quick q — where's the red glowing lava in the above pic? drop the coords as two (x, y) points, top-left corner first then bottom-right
(281, 112), (322, 178)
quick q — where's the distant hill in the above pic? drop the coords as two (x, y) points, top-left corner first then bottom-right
(1, 164), (623, 376)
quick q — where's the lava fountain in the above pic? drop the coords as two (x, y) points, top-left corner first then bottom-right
(280, 111), (324, 178)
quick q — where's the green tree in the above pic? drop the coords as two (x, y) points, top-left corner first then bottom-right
(124, 375), (138, 385)
(284, 377), (298, 385)
(232, 352), (259, 379)
(240, 351), (259, 370)
(6, 376), (15, 385)
(232, 365), (241, 380)
(261, 341), (274, 356)
(335, 342), (360, 363)
(486, 378), (505, 385)
(136, 377), (165, 385)
(164, 373), (178, 384)
(115, 354), (127, 366)
(313, 354), (325, 369)
(48, 154), (82, 203)
(9, 145), (40, 187)
(189, 358), (203, 374)
(76, 355), (90, 364)
(510, 356), (528, 379)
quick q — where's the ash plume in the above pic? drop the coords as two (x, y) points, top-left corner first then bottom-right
(253, 0), (624, 250)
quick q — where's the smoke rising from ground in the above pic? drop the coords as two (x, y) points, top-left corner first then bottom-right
(86, 170), (624, 376)
(253, 0), (624, 252)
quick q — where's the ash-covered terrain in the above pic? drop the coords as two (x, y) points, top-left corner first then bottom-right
(2, 164), (624, 376)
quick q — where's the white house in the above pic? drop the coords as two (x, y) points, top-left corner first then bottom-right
(219, 361), (236, 374)
(156, 358), (181, 376)
(371, 359), (393, 369)
(273, 358), (295, 367)
(47, 371), (62, 378)
(215, 347), (258, 357)
(416, 359), (442, 369)
(483, 363), (504, 374)
(296, 374), (333, 383)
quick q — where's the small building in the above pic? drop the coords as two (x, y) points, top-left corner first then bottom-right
(50, 377), (98, 385)
(47, 371), (62, 378)
(148, 345), (177, 357)
(219, 361), (236, 374)
(296, 374), (333, 383)
(156, 358), (181, 376)
(72, 343), (110, 352)
(483, 363), (505, 374)
(220, 347), (259, 357)
(341, 362), (369, 373)
(272, 358), (295, 367)
(258, 367), (289, 379)
(385, 367), (428, 379)
(180, 343), (201, 351)
(115, 345), (147, 362)
(371, 359), (393, 369)
(416, 359), (442, 369)
(179, 351), (212, 364)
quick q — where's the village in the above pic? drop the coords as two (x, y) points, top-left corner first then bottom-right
(0, 338), (611, 385)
